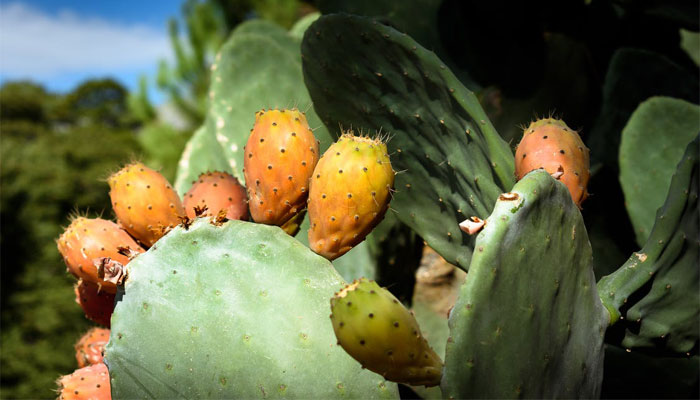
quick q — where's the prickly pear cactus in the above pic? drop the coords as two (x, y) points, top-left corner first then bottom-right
(442, 170), (608, 398)
(104, 219), (398, 398)
(618, 96), (700, 245)
(301, 14), (515, 270)
(598, 135), (699, 353)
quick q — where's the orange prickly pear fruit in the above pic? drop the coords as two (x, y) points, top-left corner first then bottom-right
(74, 279), (115, 327)
(57, 217), (143, 294)
(183, 171), (248, 221)
(75, 327), (109, 368)
(108, 162), (185, 247)
(514, 118), (590, 207)
(243, 108), (319, 230)
(308, 132), (394, 260)
(57, 362), (111, 400)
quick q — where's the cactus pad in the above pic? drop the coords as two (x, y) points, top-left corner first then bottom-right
(619, 96), (700, 245)
(598, 135), (699, 353)
(301, 14), (515, 270)
(442, 170), (608, 398)
(104, 218), (398, 398)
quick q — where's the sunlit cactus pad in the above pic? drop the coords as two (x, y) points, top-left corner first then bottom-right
(104, 218), (398, 398)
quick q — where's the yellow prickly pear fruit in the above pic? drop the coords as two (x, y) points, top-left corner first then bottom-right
(243, 108), (319, 229)
(330, 278), (443, 387)
(108, 162), (185, 247)
(515, 118), (590, 207)
(308, 132), (394, 260)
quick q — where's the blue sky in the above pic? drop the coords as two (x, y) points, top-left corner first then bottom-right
(0, 0), (183, 103)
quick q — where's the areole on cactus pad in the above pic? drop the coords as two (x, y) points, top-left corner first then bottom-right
(308, 132), (395, 260)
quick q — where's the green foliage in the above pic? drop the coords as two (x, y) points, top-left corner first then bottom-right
(301, 14), (515, 271)
(106, 219), (399, 398)
(598, 136), (699, 353)
(442, 170), (608, 398)
(137, 122), (190, 182)
(0, 80), (140, 398)
(52, 78), (132, 127)
(0, 81), (53, 124)
(619, 97), (700, 245)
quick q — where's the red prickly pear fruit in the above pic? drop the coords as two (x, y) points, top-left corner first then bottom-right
(183, 171), (248, 221)
(57, 217), (143, 294)
(244, 108), (319, 228)
(514, 118), (590, 207)
(74, 327), (109, 368)
(74, 280), (115, 327)
(108, 162), (185, 247)
(57, 362), (111, 400)
(308, 132), (395, 260)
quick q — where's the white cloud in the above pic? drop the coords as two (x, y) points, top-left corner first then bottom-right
(0, 2), (171, 79)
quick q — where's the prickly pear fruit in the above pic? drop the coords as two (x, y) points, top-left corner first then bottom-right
(515, 118), (590, 207)
(74, 279), (115, 327)
(308, 132), (394, 260)
(75, 327), (109, 368)
(330, 278), (443, 386)
(57, 362), (111, 400)
(57, 217), (143, 294)
(108, 162), (185, 247)
(243, 108), (319, 228)
(183, 171), (248, 221)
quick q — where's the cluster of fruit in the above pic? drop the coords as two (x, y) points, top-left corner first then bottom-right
(54, 108), (396, 398)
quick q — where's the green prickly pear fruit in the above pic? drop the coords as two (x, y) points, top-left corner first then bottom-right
(75, 327), (109, 368)
(57, 217), (143, 294)
(330, 278), (443, 387)
(515, 118), (590, 207)
(108, 162), (185, 247)
(183, 171), (248, 221)
(244, 108), (319, 229)
(74, 279), (115, 327)
(308, 132), (394, 260)
(57, 362), (111, 400)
